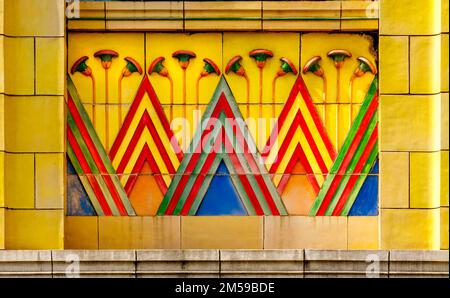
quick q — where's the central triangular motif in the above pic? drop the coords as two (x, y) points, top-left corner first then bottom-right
(158, 76), (287, 216)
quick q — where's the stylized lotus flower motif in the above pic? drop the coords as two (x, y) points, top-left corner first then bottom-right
(302, 56), (324, 77)
(225, 55), (246, 76)
(354, 56), (377, 77)
(122, 57), (143, 77)
(249, 49), (273, 68)
(200, 58), (221, 77)
(148, 57), (169, 77)
(278, 57), (298, 76)
(172, 50), (196, 69)
(327, 49), (352, 69)
(94, 49), (119, 69)
(71, 56), (92, 76)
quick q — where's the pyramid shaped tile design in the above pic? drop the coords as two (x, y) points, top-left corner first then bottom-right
(309, 77), (379, 216)
(109, 76), (183, 196)
(67, 76), (135, 216)
(262, 75), (336, 194)
(158, 77), (288, 216)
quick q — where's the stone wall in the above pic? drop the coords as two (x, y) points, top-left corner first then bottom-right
(0, 250), (447, 278)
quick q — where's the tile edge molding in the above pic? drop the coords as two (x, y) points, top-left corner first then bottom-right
(68, 0), (379, 32)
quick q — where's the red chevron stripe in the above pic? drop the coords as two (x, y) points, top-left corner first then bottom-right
(109, 76), (182, 162)
(67, 127), (112, 216)
(262, 75), (335, 160)
(297, 75), (336, 159)
(316, 95), (378, 216)
(296, 110), (329, 174)
(68, 96), (127, 215)
(277, 144), (321, 194)
(267, 111), (321, 193)
(180, 127), (265, 215)
(331, 125), (378, 216)
(116, 111), (176, 175)
(124, 144), (168, 195)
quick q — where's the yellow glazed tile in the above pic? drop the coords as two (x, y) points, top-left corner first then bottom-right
(441, 33), (449, 92)
(0, 152), (3, 207)
(4, 0), (64, 37)
(142, 216), (181, 249)
(441, 207), (449, 250)
(410, 35), (441, 94)
(264, 216), (348, 249)
(440, 151), (449, 207)
(0, 36), (4, 94)
(341, 20), (379, 31)
(64, 216), (99, 250)
(0, 94), (4, 151)
(181, 216), (263, 249)
(380, 152), (409, 208)
(301, 33), (377, 106)
(35, 153), (64, 209)
(410, 152), (440, 209)
(99, 216), (144, 249)
(348, 216), (379, 250)
(379, 94), (440, 151)
(441, 93), (449, 150)
(443, 0), (449, 33)
(4, 96), (64, 152)
(4, 153), (34, 209)
(0, 0), (4, 35)
(379, 36), (409, 94)
(380, 0), (441, 35)
(68, 33), (145, 105)
(4, 37), (34, 95)
(5, 209), (64, 249)
(68, 20), (106, 31)
(224, 32), (299, 106)
(380, 208), (440, 250)
(0, 208), (4, 249)
(147, 33), (222, 106)
(36, 38), (65, 95)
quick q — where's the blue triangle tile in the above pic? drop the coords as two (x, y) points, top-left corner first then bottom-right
(67, 158), (97, 216)
(348, 175), (378, 216)
(196, 161), (248, 216)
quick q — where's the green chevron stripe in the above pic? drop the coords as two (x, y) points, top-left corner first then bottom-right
(340, 143), (379, 216)
(172, 120), (223, 214)
(68, 113), (120, 215)
(309, 77), (377, 216)
(222, 117), (273, 214)
(323, 111), (378, 215)
(67, 76), (116, 174)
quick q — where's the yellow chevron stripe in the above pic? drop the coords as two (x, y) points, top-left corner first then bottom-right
(119, 129), (172, 188)
(297, 126), (325, 186)
(298, 94), (333, 169)
(264, 94), (301, 168)
(112, 93), (180, 171)
(272, 133), (299, 187)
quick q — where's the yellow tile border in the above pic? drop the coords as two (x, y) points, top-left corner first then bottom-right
(67, 1), (379, 32)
